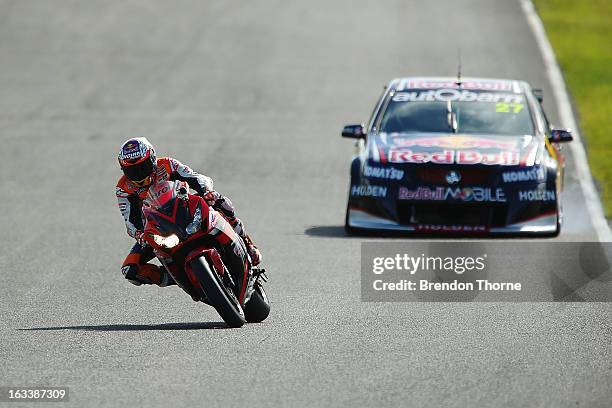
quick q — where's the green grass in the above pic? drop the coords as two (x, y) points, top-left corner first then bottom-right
(533, 0), (612, 217)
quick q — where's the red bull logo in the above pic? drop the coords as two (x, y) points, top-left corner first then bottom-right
(398, 187), (507, 202)
(392, 135), (517, 150)
(388, 148), (519, 166)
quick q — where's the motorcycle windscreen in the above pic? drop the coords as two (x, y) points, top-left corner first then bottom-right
(143, 180), (195, 239)
(143, 181), (178, 216)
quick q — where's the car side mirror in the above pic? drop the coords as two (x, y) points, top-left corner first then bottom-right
(549, 128), (573, 143)
(342, 124), (365, 139)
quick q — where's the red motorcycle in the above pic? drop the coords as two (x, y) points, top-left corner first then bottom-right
(141, 180), (269, 328)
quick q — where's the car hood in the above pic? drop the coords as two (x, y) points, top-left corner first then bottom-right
(368, 133), (543, 167)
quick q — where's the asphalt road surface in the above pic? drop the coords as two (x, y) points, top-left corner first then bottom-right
(1, 0), (610, 407)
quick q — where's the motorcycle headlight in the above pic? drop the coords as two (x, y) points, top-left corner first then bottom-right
(186, 207), (202, 235)
(152, 234), (180, 249)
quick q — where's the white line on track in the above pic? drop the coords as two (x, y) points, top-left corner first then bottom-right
(520, 0), (612, 242)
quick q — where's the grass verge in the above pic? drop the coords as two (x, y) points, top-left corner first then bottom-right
(533, 0), (612, 216)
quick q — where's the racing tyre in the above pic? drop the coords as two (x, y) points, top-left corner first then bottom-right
(553, 216), (561, 237)
(244, 282), (270, 323)
(344, 204), (357, 235)
(191, 256), (246, 328)
(554, 195), (563, 237)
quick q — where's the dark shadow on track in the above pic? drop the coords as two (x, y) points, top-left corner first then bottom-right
(304, 225), (507, 239)
(304, 226), (350, 238)
(304, 225), (427, 238)
(18, 322), (228, 332)
(303, 225), (463, 238)
(304, 225), (560, 239)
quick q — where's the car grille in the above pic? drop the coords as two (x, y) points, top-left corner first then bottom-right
(397, 202), (508, 227)
(414, 167), (492, 185)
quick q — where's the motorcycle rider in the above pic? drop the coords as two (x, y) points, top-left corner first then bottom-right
(116, 137), (261, 287)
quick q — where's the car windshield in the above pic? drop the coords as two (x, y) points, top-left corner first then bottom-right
(379, 90), (534, 135)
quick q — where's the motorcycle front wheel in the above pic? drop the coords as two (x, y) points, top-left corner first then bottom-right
(190, 256), (246, 328)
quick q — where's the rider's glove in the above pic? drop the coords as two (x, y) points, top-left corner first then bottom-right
(135, 230), (147, 246)
(202, 190), (221, 206)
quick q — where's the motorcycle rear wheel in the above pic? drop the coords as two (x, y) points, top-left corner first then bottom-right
(190, 256), (246, 328)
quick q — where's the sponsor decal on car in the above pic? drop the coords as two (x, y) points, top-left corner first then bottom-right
(391, 89), (524, 104)
(445, 171), (461, 184)
(389, 149), (519, 166)
(399, 187), (506, 202)
(397, 79), (514, 92)
(363, 164), (404, 180)
(351, 185), (388, 198)
(415, 224), (489, 232)
(502, 167), (546, 183)
(391, 135), (517, 150)
(518, 190), (556, 201)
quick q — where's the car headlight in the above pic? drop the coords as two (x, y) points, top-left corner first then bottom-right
(152, 234), (180, 249)
(186, 207), (202, 235)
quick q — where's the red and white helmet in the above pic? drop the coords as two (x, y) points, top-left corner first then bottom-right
(118, 137), (157, 187)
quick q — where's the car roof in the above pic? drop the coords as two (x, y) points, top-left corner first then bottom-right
(389, 76), (528, 94)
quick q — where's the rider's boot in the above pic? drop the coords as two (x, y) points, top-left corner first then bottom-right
(124, 263), (176, 287)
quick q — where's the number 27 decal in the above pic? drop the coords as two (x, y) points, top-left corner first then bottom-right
(496, 102), (523, 113)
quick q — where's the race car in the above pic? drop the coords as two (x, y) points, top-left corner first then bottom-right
(342, 77), (573, 236)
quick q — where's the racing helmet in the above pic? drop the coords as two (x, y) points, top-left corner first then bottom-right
(118, 137), (157, 187)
